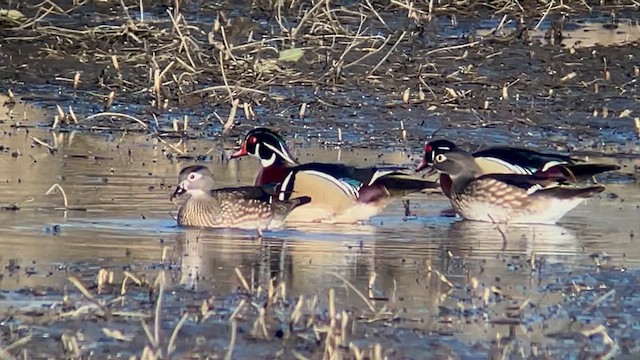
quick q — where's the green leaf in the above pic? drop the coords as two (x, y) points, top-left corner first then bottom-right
(278, 48), (304, 63)
(0, 9), (26, 22)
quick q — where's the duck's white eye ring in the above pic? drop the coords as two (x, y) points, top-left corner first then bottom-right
(188, 173), (197, 180)
(434, 154), (447, 163)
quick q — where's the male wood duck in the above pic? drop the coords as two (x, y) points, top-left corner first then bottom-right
(230, 128), (439, 223)
(170, 165), (310, 230)
(417, 139), (620, 197)
(431, 149), (605, 224)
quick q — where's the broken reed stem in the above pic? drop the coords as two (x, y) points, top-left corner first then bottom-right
(219, 26), (237, 62)
(86, 112), (148, 129)
(30, 136), (56, 151)
(330, 272), (375, 312)
(4, 334), (32, 353)
(166, 312), (188, 356)
(534, 0), (554, 31)
(329, 288), (336, 324)
(584, 289), (616, 313)
(291, 295), (304, 327)
(368, 31), (406, 77)
(350, 342), (364, 360)
(224, 320), (237, 360)
(141, 321), (158, 349)
(118, 0), (134, 26)
(45, 183), (69, 209)
(153, 69), (161, 107)
(223, 99), (240, 134)
(229, 299), (246, 321)
(188, 85), (265, 96)
(218, 51), (235, 105)
(234, 267), (251, 292)
(154, 271), (165, 350)
(68, 106), (78, 123)
(166, 9), (196, 69)
(67, 276), (109, 316)
(156, 137), (186, 155)
(340, 310), (349, 347)
(290, 0), (326, 39)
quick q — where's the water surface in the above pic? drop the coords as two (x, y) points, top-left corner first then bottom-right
(0, 128), (637, 312)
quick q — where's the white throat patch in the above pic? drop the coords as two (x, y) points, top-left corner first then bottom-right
(261, 152), (276, 167)
(254, 143), (278, 168)
(263, 142), (296, 165)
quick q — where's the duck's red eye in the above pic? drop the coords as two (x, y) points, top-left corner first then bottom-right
(248, 136), (257, 145)
(425, 144), (432, 153)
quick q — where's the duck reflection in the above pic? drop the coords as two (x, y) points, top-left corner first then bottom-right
(445, 220), (579, 264)
(174, 225), (378, 293)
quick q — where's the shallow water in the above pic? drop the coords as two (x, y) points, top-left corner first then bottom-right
(474, 13), (640, 48)
(0, 126), (638, 318)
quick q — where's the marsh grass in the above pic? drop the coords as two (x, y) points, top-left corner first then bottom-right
(2, 0), (638, 148)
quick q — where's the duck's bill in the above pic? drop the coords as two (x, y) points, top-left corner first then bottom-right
(170, 185), (186, 200)
(415, 160), (437, 177)
(230, 143), (247, 159)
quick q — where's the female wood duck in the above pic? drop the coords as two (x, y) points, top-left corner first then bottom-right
(417, 139), (620, 197)
(431, 149), (605, 224)
(170, 165), (310, 230)
(230, 128), (439, 223)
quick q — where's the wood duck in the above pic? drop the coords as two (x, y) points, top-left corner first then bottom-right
(431, 149), (605, 224)
(170, 165), (310, 230)
(230, 128), (439, 223)
(417, 139), (620, 197)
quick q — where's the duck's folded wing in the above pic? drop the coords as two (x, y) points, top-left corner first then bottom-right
(212, 186), (272, 202)
(474, 147), (575, 171)
(477, 173), (568, 195)
(292, 163), (366, 192)
(295, 163), (411, 186)
(293, 162), (438, 195)
(281, 168), (361, 199)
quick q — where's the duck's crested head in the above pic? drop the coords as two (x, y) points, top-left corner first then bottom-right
(230, 127), (297, 167)
(431, 149), (478, 181)
(416, 139), (458, 172)
(171, 165), (215, 200)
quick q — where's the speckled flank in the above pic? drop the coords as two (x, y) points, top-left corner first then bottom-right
(176, 187), (310, 230)
(450, 178), (600, 224)
(177, 197), (274, 229)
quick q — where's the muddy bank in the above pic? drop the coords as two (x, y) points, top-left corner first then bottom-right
(0, 1), (639, 153)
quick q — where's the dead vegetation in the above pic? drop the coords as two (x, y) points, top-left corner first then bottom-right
(0, 0), (639, 147)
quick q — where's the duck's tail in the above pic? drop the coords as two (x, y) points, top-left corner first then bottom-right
(273, 196), (312, 219)
(539, 184), (606, 199)
(563, 164), (620, 181)
(372, 173), (440, 197)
